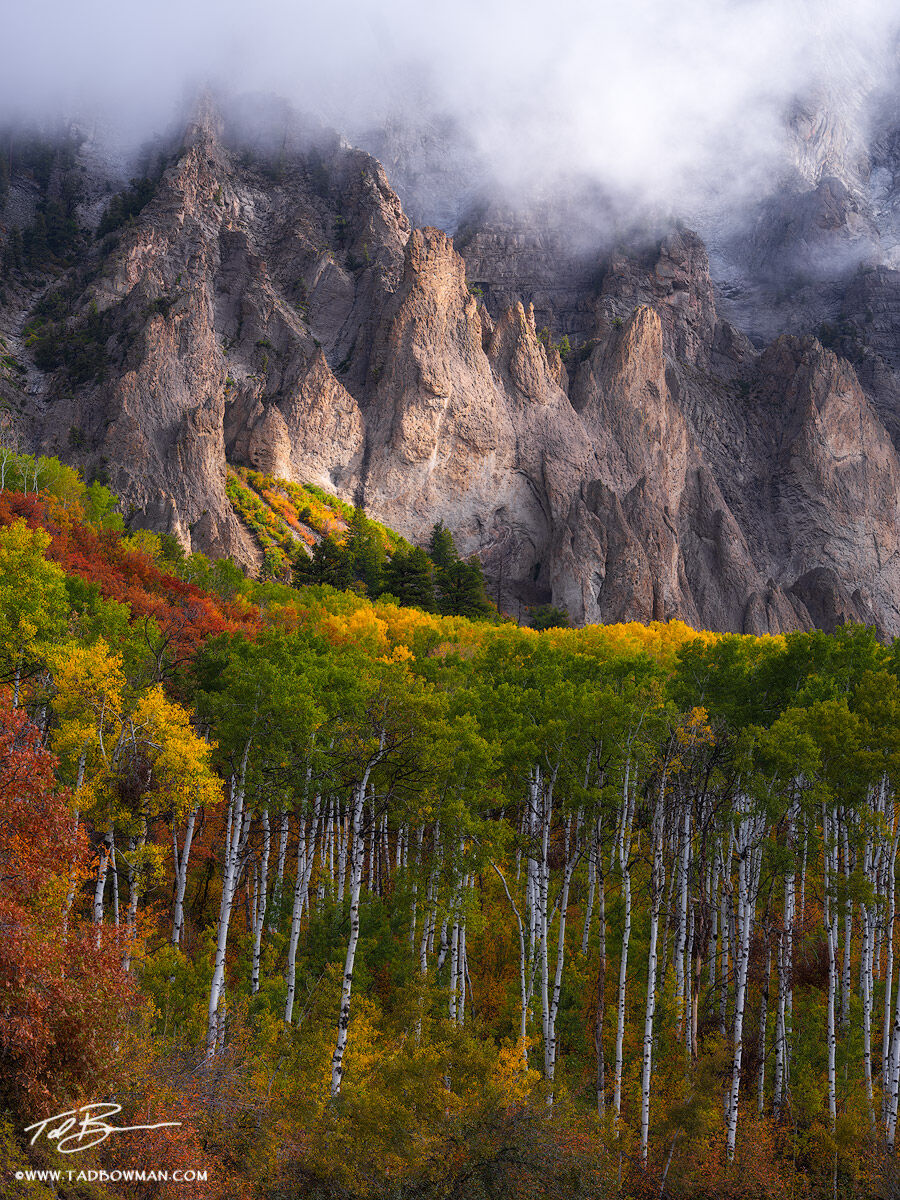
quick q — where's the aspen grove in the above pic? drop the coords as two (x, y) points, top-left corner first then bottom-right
(3, 460), (900, 1198)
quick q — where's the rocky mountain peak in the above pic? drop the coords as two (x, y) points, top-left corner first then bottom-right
(5, 99), (900, 635)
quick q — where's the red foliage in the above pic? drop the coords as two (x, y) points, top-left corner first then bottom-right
(0, 695), (74, 901)
(0, 695), (136, 1114)
(0, 492), (259, 668)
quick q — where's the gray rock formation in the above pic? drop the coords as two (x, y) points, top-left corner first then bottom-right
(4, 98), (900, 635)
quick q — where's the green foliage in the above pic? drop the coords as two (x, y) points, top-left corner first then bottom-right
(434, 554), (492, 618)
(225, 472), (295, 580)
(226, 472), (493, 620)
(0, 134), (86, 272)
(97, 177), (156, 238)
(293, 533), (354, 589)
(25, 300), (112, 386)
(0, 520), (68, 681)
(383, 546), (435, 610)
(84, 479), (123, 530)
(4, 476), (900, 1200)
(345, 505), (386, 595)
(427, 520), (457, 571)
(427, 523), (492, 617)
(529, 603), (571, 631)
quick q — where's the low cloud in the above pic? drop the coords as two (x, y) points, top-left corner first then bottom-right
(4, 0), (900, 218)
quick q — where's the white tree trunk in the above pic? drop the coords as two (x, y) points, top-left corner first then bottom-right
(93, 827), (113, 946)
(330, 746), (380, 1097)
(121, 818), (147, 971)
(449, 872), (461, 1025)
(582, 819), (597, 956)
(547, 824), (578, 1085)
(757, 935), (771, 1113)
(337, 797), (348, 903)
(493, 862), (531, 1062)
(841, 820), (853, 1032)
(285, 794), (323, 1024)
(640, 787), (665, 1166)
(250, 809), (271, 993)
(725, 799), (763, 1161)
(595, 854), (607, 1119)
(268, 806), (289, 932)
(171, 806), (198, 946)
(206, 743), (251, 1056)
(825, 807), (838, 1132)
(883, 817), (898, 1120)
(861, 831), (875, 1120)
(613, 764), (634, 1122)
(674, 804), (691, 1041)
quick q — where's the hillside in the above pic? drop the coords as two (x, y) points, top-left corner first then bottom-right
(1, 463), (900, 1197)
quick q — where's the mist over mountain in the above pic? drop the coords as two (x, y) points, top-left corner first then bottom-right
(4, 4), (900, 634)
(6, 0), (900, 212)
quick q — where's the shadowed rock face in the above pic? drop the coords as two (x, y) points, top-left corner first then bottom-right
(5, 105), (900, 636)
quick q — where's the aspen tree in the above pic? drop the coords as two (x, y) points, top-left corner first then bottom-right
(640, 766), (667, 1165)
(207, 741), (251, 1056)
(725, 793), (764, 1161)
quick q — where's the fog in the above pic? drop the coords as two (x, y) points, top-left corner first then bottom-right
(4, 0), (900, 218)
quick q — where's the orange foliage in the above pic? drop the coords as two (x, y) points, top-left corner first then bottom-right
(0, 693), (136, 1114)
(0, 492), (258, 667)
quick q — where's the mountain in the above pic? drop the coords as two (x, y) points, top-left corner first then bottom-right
(4, 93), (900, 633)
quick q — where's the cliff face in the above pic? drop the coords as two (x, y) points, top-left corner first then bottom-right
(4, 104), (900, 635)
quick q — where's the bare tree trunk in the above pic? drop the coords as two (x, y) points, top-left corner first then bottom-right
(825, 807), (838, 1134)
(330, 744), (381, 1097)
(268, 806), (289, 932)
(548, 822), (579, 1086)
(206, 744), (251, 1057)
(285, 793), (322, 1024)
(613, 760), (634, 1125)
(726, 799), (763, 1161)
(757, 933), (771, 1113)
(172, 806), (198, 946)
(251, 809), (271, 993)
(640, 782), (666, 1166)
(93, 827), (113, 946)
(122, 818), (147, 971)
(595, 854), (607, 1119)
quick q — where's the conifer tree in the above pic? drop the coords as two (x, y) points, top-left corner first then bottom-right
(383, 546), (435, 610)
(428, 520), (458, 572)
(293, 534), (353, 589)
(427, 521), (491, 617)
(436, 556), (491, 618)
(345, 505), (385, 595)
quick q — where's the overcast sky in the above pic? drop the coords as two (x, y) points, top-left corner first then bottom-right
(5, 0), (899, 211)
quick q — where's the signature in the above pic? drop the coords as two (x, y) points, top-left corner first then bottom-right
(25, 1103), (182, 1153)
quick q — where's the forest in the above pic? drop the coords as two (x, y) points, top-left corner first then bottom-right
(1, 454), (900, 1199)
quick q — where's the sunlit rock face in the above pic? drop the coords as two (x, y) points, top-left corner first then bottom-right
(7, 95), (900, 636)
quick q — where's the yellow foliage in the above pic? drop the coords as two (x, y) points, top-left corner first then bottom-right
(132, 685), (222, 819)
(48, 638), (126, 786)
(492, 1039), (540, 1105)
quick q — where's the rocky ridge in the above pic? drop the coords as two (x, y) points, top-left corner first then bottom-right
(3, 101), (900, 634)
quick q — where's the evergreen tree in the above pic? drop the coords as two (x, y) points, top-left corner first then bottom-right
(530, 604), (571, 631)
(2, 227), (23, 274)
(436, 556), (492, 619)
(427, 521), (491, 617)
(383, 547), (435, 610)
(345, 505), (384, 596)
(22, 213), (49, 268)
(428, 520), (458, 572)
(292, 535), (353, 589)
